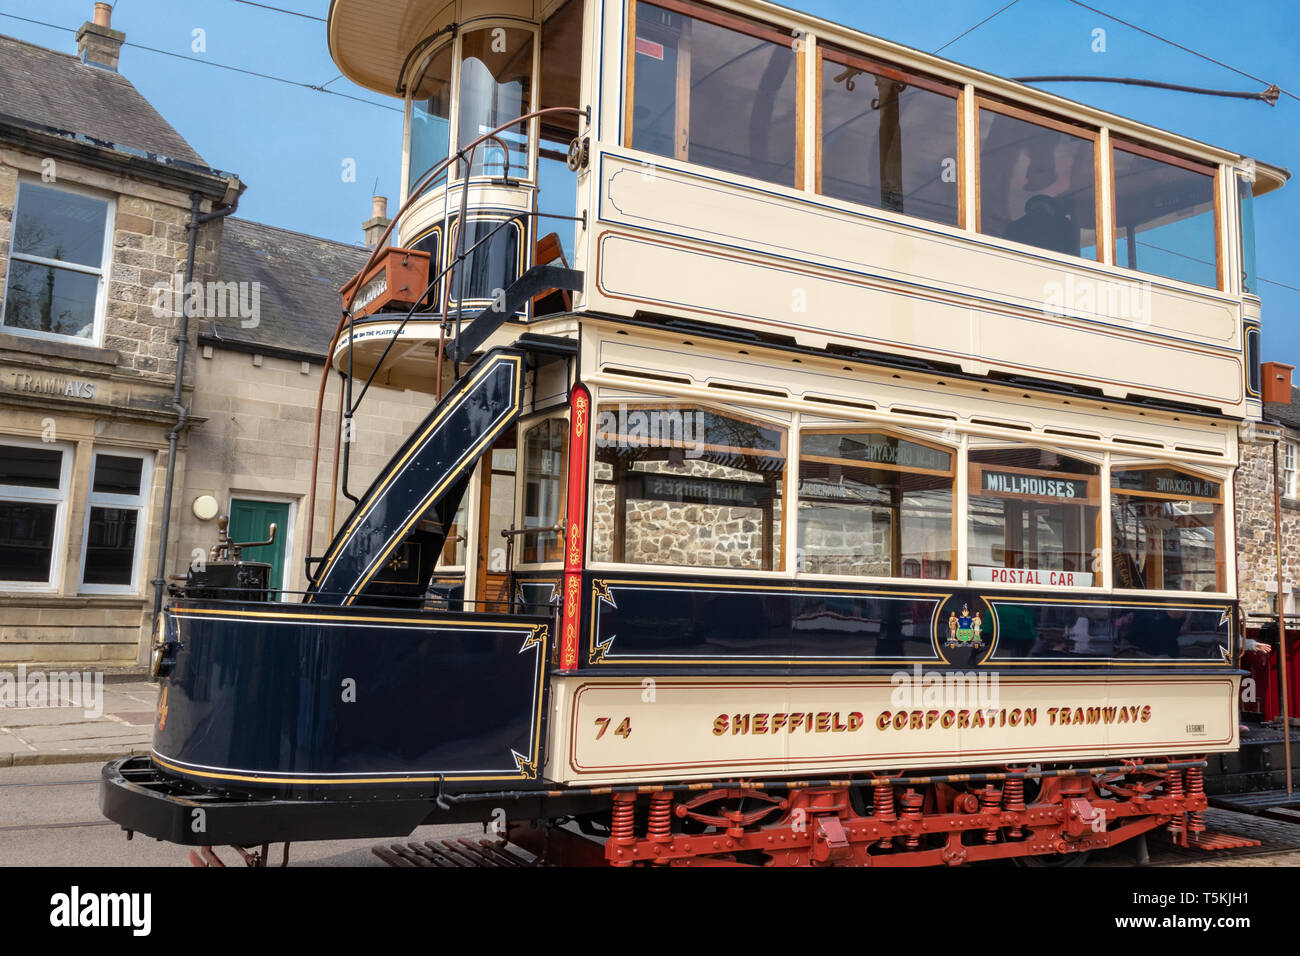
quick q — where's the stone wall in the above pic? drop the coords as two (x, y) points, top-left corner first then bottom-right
(1235, 435), (1300, 615)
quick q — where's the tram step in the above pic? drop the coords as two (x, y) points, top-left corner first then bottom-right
(372, 838), (543, 867)
(1208, 788), (1300, 813)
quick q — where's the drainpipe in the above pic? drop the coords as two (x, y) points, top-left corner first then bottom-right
(150, 186), (242, 632)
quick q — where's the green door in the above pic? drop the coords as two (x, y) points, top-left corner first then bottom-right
(228, 498), (290, 598)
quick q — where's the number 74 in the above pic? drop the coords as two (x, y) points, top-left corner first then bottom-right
(594, 716), (631, 739)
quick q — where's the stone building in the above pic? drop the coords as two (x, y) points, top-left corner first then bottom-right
(1236, 364), (1300, 616)
(0, 7), (239, 666)
(0, 4), (432, 665)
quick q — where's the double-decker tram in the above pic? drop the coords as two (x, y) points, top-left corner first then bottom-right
(100, 0), (1291, 866)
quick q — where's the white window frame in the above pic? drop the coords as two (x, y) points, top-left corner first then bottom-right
(1283, 440), (1299, 500)
(0, 436), (74, 591)
(1, 178), (116, 348)
(79, 449), (154, 595)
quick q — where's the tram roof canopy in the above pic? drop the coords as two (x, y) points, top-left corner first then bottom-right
(325, 0), (1288, 192)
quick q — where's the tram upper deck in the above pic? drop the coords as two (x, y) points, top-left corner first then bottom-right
(326, 0), (1285, 418)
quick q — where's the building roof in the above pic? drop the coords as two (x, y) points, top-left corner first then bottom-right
(206, 217), (369, 358)
(0, 32), (207, 167)
(1266, 386), (1300, 432)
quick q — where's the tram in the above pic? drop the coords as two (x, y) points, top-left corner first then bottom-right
(100, 0), (1291, 866)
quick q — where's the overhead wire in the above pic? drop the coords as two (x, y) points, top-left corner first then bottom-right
(934, 0), (1022, 54)
(0, 10), (399, 113)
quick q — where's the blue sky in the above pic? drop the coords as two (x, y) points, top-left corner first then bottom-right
(3, 0), (1297, 359)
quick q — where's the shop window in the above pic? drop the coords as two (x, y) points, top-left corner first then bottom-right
(977, 101), (1098, 260)
(407, 44), (454, 192)
(0, 440), (71, 588)
(968, 447), (1101, 585)
(521, 417), (568, 563)
(818, 47), (960, 226)
(457, 27), (534, 179)
(80, 451), (151, 592)
(1111, 466), (1224, 592)
(628, 0), (799, 188)
(2, 181), (113, 344)
(797, 428), (954, 578)
(592, 404), (785, 570)
(1112, 141), (1218, 288)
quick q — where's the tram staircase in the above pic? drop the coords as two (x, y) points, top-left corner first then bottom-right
(306, 347), (528, 605)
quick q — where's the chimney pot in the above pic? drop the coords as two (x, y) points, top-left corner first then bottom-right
(77, 2), (125, 71)
(363, 196), (392, 250)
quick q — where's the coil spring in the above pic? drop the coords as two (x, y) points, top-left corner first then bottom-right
(1166, 769), (1185, 836)
(980, 786), (1002, 843)
(1184, 767), (1206, 834)
(648, 792), (673, 842)
(1002, 778), (1026, 839)
(873, 785), (897, 850)
(611, 793), (637, 843)
(900, 789), (924, 850)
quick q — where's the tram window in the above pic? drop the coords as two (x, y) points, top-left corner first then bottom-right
(977, 102), (1099, 260)
(407, 44), (453, 192)
(818, 48), (960, 227)
(521, 418), (568, 564)
(1112, 142), (1218, 288)
(628, 0), (799, 188)
(967, 448), (1101, 585)
(592, 404), (785, 571)
(1238, 173), (1257, 295)
(458, 28), (534, 179)
(797, 429), (954, 578)
(1111, 467), (1224, 592)
(447, 217), (521, 304)
(436, 498), (467, 570)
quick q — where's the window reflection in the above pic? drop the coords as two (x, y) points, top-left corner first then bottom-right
(819, 51), (960, 226)
(1112, 143), (1217, 288)
(797, 429), (954, 578)
(408, 44), (453, 192)
(522, 418), (568, 563)
(1111, 467), (1223, 592)
(630, 2), (798, 187)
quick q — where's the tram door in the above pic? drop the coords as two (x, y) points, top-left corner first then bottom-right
(475, 427), (518, 608)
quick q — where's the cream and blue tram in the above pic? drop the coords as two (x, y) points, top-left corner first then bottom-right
(101, 0), (1289, 866)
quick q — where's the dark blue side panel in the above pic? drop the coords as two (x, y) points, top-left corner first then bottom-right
(152, 602), (549, 793)
(308, 349), (525, 605)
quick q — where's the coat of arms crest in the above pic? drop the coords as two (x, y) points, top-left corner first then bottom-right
(946, 604), (984, 648)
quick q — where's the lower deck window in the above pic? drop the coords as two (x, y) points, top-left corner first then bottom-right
(592, 405), (785, 571)
(968, 448), (1100, 584)
(797, 429), (953, 578)
(521, 417), (568, 563)
(1111, 467), (1223, 591)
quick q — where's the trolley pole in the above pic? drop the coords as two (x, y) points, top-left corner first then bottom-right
(1273, 437), (1294, 794)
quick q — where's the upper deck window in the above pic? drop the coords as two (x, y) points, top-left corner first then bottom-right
(1112, 141), (1219, 289)
(458, 27), (534, 179)
(797, 428), (954, 578)
(408, 44), (453, 192)
(977, 101), (1099, 261)
(627, 0), (799, 188)
(818, 48), (960, 227)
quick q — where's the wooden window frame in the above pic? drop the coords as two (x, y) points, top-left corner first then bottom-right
(592, 400), (789, 572)
(1110, 137), (1223, 291)
(974, 96), (1104, 261)
(1110, 463), (1226, 592)
(624, 0), (803, 188)
(796, 425), (958, 581)
(814, 43), (964, 226)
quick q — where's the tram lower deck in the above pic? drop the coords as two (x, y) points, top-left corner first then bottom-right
(100, 320), (1262, 865)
